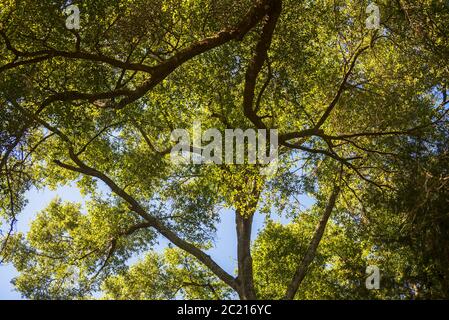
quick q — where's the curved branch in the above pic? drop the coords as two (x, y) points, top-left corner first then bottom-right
(243, 0), (282, 129)
(11, 101), (239, 291)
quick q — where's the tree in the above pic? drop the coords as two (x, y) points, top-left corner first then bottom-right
(1, 0), (448, 299)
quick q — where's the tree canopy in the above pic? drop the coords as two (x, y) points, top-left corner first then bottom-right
(1, 0), (448, 299)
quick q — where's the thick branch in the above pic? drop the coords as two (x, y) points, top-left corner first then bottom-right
(11, 102), (239, 292)
(243, 0), (282, 129)
(284, 185), (340, 300)
(53, 158), (238, 291)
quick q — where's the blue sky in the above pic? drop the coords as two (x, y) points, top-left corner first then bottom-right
(0, 185), (314, 300)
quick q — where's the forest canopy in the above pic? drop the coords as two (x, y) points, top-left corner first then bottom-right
(0, 0), (448, 299)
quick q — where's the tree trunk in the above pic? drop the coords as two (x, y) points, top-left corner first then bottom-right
(236, 212), (257, 300)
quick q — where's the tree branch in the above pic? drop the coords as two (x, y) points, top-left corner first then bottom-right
(283, 185), (340, 299)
